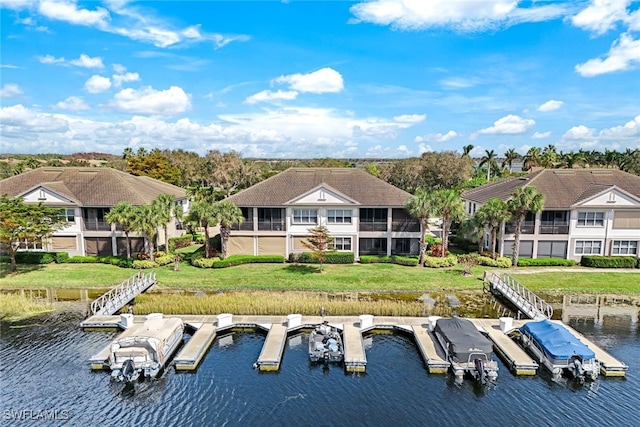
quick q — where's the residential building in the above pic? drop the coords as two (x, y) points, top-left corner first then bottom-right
(0, 167), (188, 256)
(462, 169), (640, 261)
(225, 168), (421, 258)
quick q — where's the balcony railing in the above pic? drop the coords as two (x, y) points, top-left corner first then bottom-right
(83, 219), (111, 231)
(539, 223), (569, 234)
(391, 220), (420, 233)
(232, 221), (254, 231)
(505, 221), (535, 235)
(258, 220), (285, 231)
(359, 222), (388, 232)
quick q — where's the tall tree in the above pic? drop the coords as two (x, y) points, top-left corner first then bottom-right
(132, 204), (161, 261)
(479, 149), (498, 181)
(523, 147), (542, 171)
(475, 198), (511, 259)
(0, 195), (67, 272)
(462, 144), (474, 157)
(127, 149), (182, 185)
(301, 225), (334, 273)
(433, 189), (466, 257)
(541, 144), (558, 168)
(186, 201), (217, 258)
(507, 186), (544, 267)
(152, 194), (177, 251)
(204, 150), (262, 197)
(105, 202), (137, 259)
(405, 188), (436, 266)
(502, 148), (521, 173)
(212, 201), (244, 260)
(560, 151), (585, 169)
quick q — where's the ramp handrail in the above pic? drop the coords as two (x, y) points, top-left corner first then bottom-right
(484, 271), (552, 320)
(90, 271), (156, 316)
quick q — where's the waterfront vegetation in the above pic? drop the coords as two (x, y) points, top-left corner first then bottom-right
(0, 293), (56, 321)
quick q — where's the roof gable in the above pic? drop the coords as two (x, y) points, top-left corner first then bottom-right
(20, 183), (78, 205)
(574, 186), (640, 207)
(286, 184), (359, 205)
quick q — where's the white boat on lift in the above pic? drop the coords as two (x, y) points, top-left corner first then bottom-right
(108, 314), (184, 383)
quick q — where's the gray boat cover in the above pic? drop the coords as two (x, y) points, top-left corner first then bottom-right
(434, 318), (494, 362)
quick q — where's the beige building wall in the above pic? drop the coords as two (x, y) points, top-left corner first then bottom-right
(258, 236), (286, 255)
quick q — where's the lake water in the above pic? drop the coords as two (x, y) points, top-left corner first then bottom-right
(0, 307), (638, 427)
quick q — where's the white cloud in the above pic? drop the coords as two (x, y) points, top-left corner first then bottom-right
(0, 104), (70, 135)
(562, 125), (597, 140)
(84, 75), (112, 93)
(38, 0), (110, 28)
(349, 0), (568, 32)
(418, 143), (434, 154)
(69, 53), (104, 69)
(110, 86), (191, 115)
(112, 72), (140, 87)
(575, 33), (640, 77)
(0, 83), (23, 98)
(274, 68), (344, 94)
(477, 114), (535, 135)
(244, 90), (299, 105)
(531, 131), (551, 139)
(414, 130), (458, 143)
(571, 0), (630, 35)
(54, 96), (89, 111)
(538, 100), (564, 112)
(439, 76), (482, 89)
(599, 114), (640, 138)
(112, 64), (126, 74)
(38, 54), (65, 64)
(1, 0), (35, 10)
(393, 114), (426, 124)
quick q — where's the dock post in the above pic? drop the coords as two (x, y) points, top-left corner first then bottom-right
(359, 314), (373, 330)
(499, 317), (513, 333)
(119, 313), (134, 329)
(287, 314), (302, 328)
(427, 316), (442, 332)
(217, 313), (233, 328)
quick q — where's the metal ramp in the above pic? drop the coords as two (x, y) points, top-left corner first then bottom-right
(484, 271), (552, 320)
(90, 271), (156, 316)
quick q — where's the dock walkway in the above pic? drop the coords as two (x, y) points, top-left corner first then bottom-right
(343, 322), (367, 373)
(472, 319), (538, 375)
(255, 322), (288, 371)
(174, 324), (217, 371)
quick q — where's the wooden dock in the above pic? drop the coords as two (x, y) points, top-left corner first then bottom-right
(174, 324), (217, 371)
(89, 343), (112, 370)
(255, 322), (288, 371)
(343, 322), (367, 373)
(411, 325), (449, 374)
(472, 319), (538, 375)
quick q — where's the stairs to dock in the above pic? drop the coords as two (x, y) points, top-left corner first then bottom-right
(484, 271), (552, 321)
(90, 271), (156, 316)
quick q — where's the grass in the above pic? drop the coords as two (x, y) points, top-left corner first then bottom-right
(1, 261), (638, 294)
(0, 293), (56, 321)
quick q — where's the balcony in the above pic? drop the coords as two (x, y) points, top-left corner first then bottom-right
(258, 220), (285, 231)
(392, 220), (420, 233)
(83, 218), (111, 231)
(539, 222), (569, 235)
(359, 222), (388, 232)
(232, 221), (254, 231)
(505, 221), (535, 235)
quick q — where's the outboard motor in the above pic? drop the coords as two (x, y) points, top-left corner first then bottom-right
(120, 359), (137, 383)
(570, 356), (584, 378)
(474, 358), (486, 382)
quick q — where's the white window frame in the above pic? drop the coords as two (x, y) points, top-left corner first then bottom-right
(575, 240), (602, 255)
(577, 211), (604, 227)
(292, 209), (318, 224)
(18, 239), (44, 250)
(612, 240), (638, 256)
(327, 209), (352, 224)
(331, 236), (352, 251)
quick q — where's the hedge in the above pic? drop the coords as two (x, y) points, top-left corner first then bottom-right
(68, 255), (128, 266)
(359, 255), (419, 266)
(423, 254), (458, 268)
(465, 253), (511, 268)
(212, 255), (286, 268)
(191, 257), (220, 268)
(516, 258), (576, 267)
(168, 234), (194, 252)
(289, 252), (355, 264)
(132, 260), (159, 269)
(580, 255), (638, 268)
(15, 251), (57, 264)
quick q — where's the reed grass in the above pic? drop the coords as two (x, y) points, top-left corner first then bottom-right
(0, 294), (56, 321)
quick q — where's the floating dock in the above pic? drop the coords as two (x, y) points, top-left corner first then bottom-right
(82, 313), (626, 377)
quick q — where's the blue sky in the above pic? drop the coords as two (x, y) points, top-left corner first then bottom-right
(1, 0), (639, 159)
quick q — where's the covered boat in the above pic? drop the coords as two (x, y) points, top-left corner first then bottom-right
(309, 321), (343, 363)
(108, 314), (184, 382)
(433, 317), (498, 383)
(519, 319), (598, 380)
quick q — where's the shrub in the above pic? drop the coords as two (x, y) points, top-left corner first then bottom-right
(449, 236), (474, 252)
(54, 252), (70, 263)
(118, 258), (134, 268)
(194, 234), (205, 244)
(155, 254), (174, 266)
(428, 243), (448, 257)
(68, 255), (100, 263)
(457, 254), (479, 275)
(15, 252), (56, 264)
(191, 256), (220, 268)
(132, 260), (158, 269)
(517, 258), (576, 267)
(423, 254), (458, 268)
(212, 255), (286, 268)
(580, 255), (637, 268)
(477, 255), (512, 268)
(154, 251), (167, 258)
(293, 252), (354, 264)
(358, 255), (418, 266)
(168, 235), (193, 252)
(424, 235), (441, 249)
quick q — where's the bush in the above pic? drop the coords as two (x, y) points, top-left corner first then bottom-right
(477, 255), (512, 268)
(449, 236), (474, 252)
(292, 252), (354, 264)
(517, 258), (576, 267)
(358, 255), (419, 266)
(15, 252), (56, 264)
(155, 254), (174, 266)
(194, 234), (205, 244)
(581, 255), (637, 268)
(118, 258), (134, 268)
(168, 234), (193, 252)
(132, 260), (158, 269)
(54, 252), (70, 263)
(423, 254), (458, 268)
(68, 255), (100, 263)
(424, 235), (441, 249)
(211, 255), (286, 268)
(428, 243), (448, 257)
(191, 256), (220, 268)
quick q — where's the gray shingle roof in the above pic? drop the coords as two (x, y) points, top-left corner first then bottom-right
(462, 169), (640, 208)
(0, 167), (186, 206)
(227, 168), (412, 207)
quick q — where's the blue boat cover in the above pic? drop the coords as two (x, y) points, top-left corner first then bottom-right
(520, 320), (595, 360)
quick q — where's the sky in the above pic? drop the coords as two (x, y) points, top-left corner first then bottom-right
(1, 0), (639, 159)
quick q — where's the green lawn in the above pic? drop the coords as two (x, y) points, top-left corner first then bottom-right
(1, 262), (639, 294)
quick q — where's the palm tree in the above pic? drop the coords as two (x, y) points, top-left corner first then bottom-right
(540, 144), (558, 168)
(105, 202), (136, 259)
(479, 149), (498, 180)
(475, 198), (511, 259)
(153, 194), (176, 251)
(560, 151), (585, 169)
(523, 147), (542, 170)
(405, 188), (436, 266)
(460, 215), (485, 254)
(132, 204), (161, 261)
(507, 186), (545, 267)
(434, 189), (465, 257)
(462, 144), (474, 157)
(502, 148), (521, 173)
(187, 201), (217, 258)
(212, 200), (244, 260)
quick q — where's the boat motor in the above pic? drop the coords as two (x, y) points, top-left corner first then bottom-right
(474, 358), (486, 382)
(120, 359), (137, 382)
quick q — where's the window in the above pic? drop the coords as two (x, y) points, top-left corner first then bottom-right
(328, 209), (352, 224)
(331, 237), (352, 251)
(575, 240), (602, 255)
(537, 241), (567, 258)
(359, 208), (388, 231)
(359, 238), (387, 255)
(577, 212), (604, 227)
(258, 208), (285, 231)
(59, 208), (75, 222)
(612, 240), (638, 255)
(293, 209), (317, 224)
(18, 239), (43, 250)
(540, 211), (569, 234)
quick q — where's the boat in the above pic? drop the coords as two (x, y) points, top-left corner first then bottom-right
(309, 321), (344, 363)
(108, 314), (184, 382)
(519, 319), (598, 380)
(432, 317), (499, 383)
